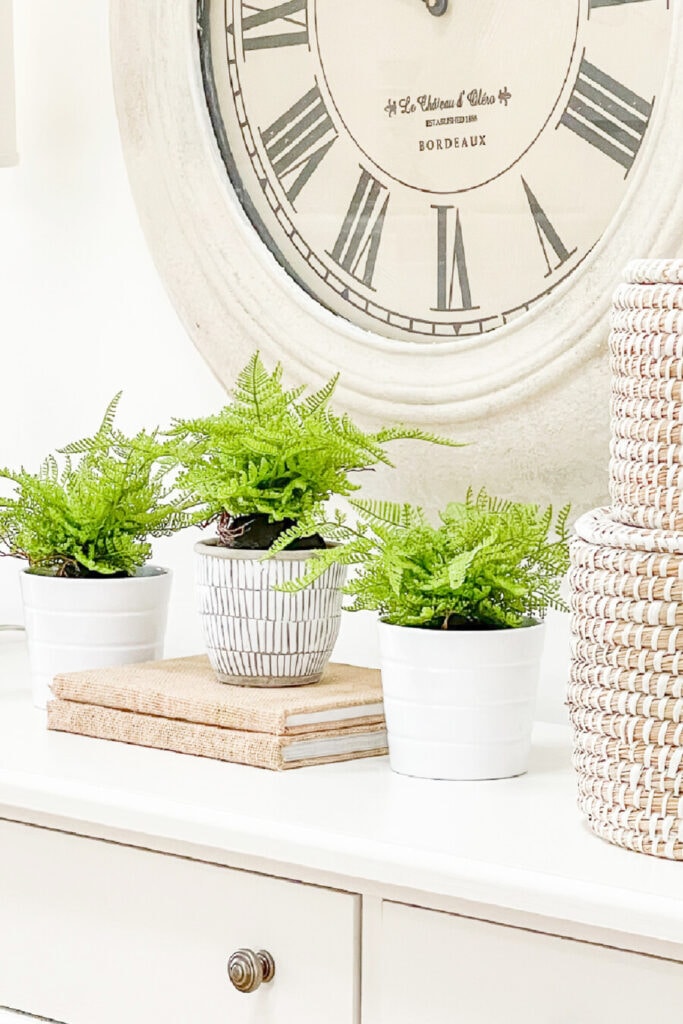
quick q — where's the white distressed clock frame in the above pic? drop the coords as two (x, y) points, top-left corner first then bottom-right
(109, 1), (683, 509)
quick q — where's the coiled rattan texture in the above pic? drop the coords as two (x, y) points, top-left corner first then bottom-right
(570, 262), (683, 859)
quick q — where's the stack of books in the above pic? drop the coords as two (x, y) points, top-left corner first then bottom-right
(47, 656), (387, 770)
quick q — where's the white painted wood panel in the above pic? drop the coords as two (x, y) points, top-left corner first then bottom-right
(1, 683), (682, 946)
(0, 821), (359, 1024)
(378, 902), (683, 1024)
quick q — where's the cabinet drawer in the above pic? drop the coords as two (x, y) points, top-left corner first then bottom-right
(0, 820), (359, 1024)
(378, 902), (683, 1024)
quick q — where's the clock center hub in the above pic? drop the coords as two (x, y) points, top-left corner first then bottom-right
(313, 0), (580, 194)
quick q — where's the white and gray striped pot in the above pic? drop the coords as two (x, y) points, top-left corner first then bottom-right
(194, 539), (346, 687)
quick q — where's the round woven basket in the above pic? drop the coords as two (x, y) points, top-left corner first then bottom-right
(575, 507), (683, 554)
(625, 259), (683, 286)
(570, 659), (683, 699)
(576, 778), (683, 852)
(609, 481), (683, 513)
(570, 536), (683, 579)
(569, 705), (683, 747)
(572, 634), (683, 673)
(610, 308), (683, 336)
(610, 354), (683, 381)
(573, 749), (683, 792)
(610, 330), (683, 361)
(612, 282), (683, 312)
(568, 679), (683, 721)
(610, 459), (683, 489)
(572, 724), (683, 765)
(610, 437), (683, 465)
(569, 565), (683, 601)
(576, 812), (683, 860)
(610, 503), (683, 533)
(611, 377), (683, 404)
(577, 773), (683, 813)
(577, 792), (683, 857)
(572, 614), (683, 654)
(569, 262), (683, 860)
(611, 417), (683, 442)
(611, 396), (683, 422)
(570, 591), (683, 627)
(571, 507), (683, 861)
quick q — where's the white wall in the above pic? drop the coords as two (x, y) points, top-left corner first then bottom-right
(0, 1), (570, 721)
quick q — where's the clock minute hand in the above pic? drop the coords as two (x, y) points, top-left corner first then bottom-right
(423, 0), (448, 16)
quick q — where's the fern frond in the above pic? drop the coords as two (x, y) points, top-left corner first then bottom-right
(166, 353), (458, 541)
(349, 498), (417, 529)
(97, 392), (122, 437)
(373, 426), (465, 449)
(342, 493), (570, 629)
(0, 395), (193, 578)
(299, 374), (339, 418)
(233, 352), (270, 421)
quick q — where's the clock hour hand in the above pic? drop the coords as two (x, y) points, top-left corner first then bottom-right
(423, 0), (448, 16)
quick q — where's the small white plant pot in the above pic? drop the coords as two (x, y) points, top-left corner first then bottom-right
(378, 620), (546, 780)
(194, 539), (346, 686)
(20, 567), (172, 710)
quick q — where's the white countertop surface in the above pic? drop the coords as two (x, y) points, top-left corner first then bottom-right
(0, 638), (681, 948)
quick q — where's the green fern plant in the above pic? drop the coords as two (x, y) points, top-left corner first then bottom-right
(0, 395), (196, 578)
(277, 490), (570, 629)
(166, 353), (461, 550)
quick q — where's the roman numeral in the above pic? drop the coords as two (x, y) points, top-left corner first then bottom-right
(560, 57), (653, 172)
(328, 168), (390, 290)
(589, 0), (654, 8)
(230, 0), (308, 53)
(522, 179), (576, 278)
(431, 206), (476, 311)
(260, 85), (337, 205)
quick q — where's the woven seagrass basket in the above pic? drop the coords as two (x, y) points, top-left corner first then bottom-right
(569, 262), (683, 860)
(625, 259), (683, 286)
(610, 309), (683, 336)
(570, 591), (683, 627)
(610, 354), (683, 381)
(610, 438), (683, 464)
(610, 460), (683, 489)
(610, 330), (683, 361)
(612, 417), (683, 442)
(570, 565), (683, 601)
(612, 383), (683, 408)
(574, 507), (683, 553)
(610, 503), (683, 533)
(612, 282), (683, 312)
(570, 500), (683, 859)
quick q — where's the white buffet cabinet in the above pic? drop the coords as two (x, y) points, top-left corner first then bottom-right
(0, 637), (682, 1023)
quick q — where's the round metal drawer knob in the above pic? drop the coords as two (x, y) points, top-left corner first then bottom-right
(227, 948), (276, 993)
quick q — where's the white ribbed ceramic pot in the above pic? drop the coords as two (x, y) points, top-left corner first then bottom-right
(378, 620), (546, 780)
(194, 540), (346, 686)
(20, 568), (171, 710)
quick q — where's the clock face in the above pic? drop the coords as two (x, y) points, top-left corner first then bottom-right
(200, 0), (672, 343)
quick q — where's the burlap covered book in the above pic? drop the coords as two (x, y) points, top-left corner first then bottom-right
(47, 655), (388, 770)
(50, 655), (384, 733)
(47, 700), (388, 770)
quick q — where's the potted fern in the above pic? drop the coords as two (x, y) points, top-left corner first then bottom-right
(289, 491), (570, 779)
(0, 396), (194, 708)
(168, 353), (457, 687)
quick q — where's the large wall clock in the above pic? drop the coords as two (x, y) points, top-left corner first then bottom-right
(110, 0), (683, 510)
